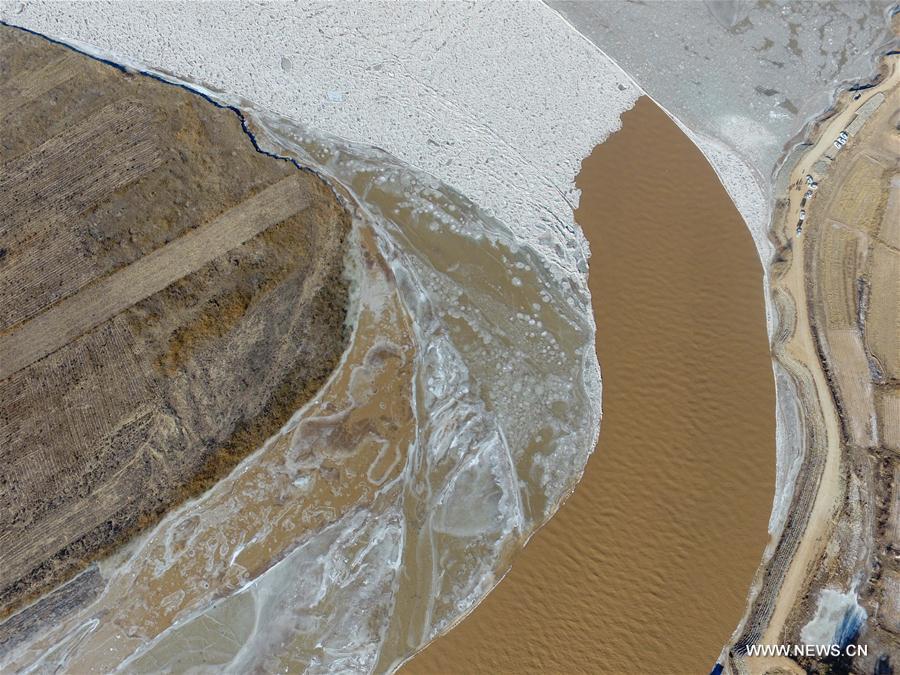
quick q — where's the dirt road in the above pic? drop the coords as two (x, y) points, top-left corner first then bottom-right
(0, 175), (310, 380)
(744, 54), (899, 673)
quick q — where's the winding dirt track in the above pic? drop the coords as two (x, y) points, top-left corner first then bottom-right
(739, 53), (899, 675)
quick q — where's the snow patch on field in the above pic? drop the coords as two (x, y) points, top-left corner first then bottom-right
(801, 588), (867, 647)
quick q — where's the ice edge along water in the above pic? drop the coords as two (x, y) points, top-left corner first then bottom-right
(7, 0), (884, 669)
(0, 0), (642, 544)
(559, 9), (898, 668)
(0, 3), (766, 670)
(0, 19), (606, 674)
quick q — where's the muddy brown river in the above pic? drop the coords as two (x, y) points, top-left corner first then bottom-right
(0, 33), (776, 669)
(405, 97), (776, 674)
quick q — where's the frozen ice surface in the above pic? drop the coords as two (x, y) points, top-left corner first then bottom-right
(0, 8), (637, 666)
(549, 0), (895, 188)
(0, 46), (603, 670)
(0, 0), (639, 282)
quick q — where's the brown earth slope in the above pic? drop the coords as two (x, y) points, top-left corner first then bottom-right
(0, 25), (351, 620)
(786, 66), (898, 675)
(736, 48), (899, 675)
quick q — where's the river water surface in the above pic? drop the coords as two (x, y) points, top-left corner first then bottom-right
(405, 97), (776, 674)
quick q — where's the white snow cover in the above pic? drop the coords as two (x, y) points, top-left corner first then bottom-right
(801, 588), (867, 647)
(0, 0), (640, 277)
